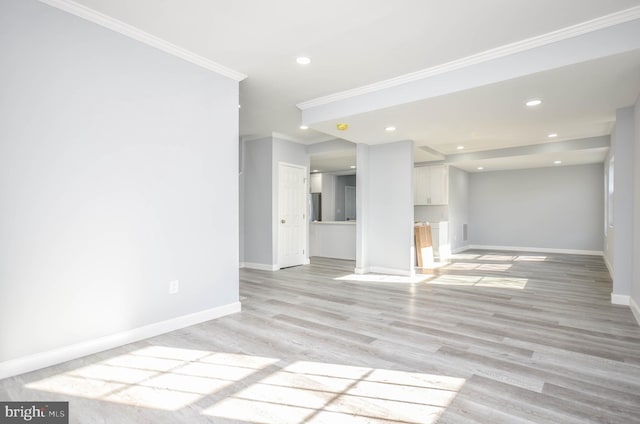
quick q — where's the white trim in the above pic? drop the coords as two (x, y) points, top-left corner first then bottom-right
(272, 132), (307, 144)
(297, 6), (640, 109)
(354, 267), (368, 275)
(243, 262), (279, 271)
(239, 262), (246, 269)
(468, 245), (604, 256)
(630, 297), (640, 326)
(37, 0), (246, 81)
(368, 266), (414, 277)
(611, 294), (630, 306)
(0, 301), (241, 380)
(451, 245), (471, 254)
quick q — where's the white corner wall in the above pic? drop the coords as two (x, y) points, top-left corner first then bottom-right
(242, 138), (274, 267)
(630, 98), (640, 321)
(241, 136), (309, 270)
(0, 0), (240, 374)
(356, 141), (414, 276)
(448, 167), (470, 252)
(469, 164), (604, 253)
(610, 107), (635, 303)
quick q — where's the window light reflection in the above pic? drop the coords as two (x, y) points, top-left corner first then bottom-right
(25, 347), (280, 411)
(203, 361), (466, 423)
(25, 347), (466, 423)
(428, 275), (528, 289)
(334, 274), (431, 284)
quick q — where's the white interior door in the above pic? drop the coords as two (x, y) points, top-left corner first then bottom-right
(278, 163), (307, 268)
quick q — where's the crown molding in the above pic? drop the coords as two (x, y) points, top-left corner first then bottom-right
(297, 6), (640, 110)
(37, 0), (247, 81)
(272, 132), (308, 144)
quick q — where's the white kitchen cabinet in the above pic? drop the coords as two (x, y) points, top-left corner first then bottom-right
(413, 165), (448, 205)
(310, 173), (322, 193)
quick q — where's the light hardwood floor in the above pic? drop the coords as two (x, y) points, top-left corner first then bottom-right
(1, 250), (640, 423)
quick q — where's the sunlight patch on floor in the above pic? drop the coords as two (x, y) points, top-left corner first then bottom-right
(334, 274), (432, 284)
(516, 255), (548, 261)
(25, 347), (465, 423)
(202, 361), (466, 424)
(427, 275), (528, 289)
(450, 254), (480, 260)
(478, 254), (518, 261)
(25, 347), (279, 411)
(444, 262), (513, 272)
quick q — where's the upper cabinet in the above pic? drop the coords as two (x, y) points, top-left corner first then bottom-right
(414, 165), (449, 205)
(310, 173), (322, 193)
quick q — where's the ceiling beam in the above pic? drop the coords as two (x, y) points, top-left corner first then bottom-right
(416, 135), (610, 166)
(301, 15), (640, 126)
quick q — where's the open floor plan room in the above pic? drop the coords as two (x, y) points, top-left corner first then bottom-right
(2, 251), (639, 423)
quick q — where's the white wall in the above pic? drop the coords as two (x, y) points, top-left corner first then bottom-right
(610, 108), (635, 300)
(632, 96), (640, 320)
(447, 167), (470, 252)
(356, 141), (414, 275)
(0, 0), (239, 365)
(604, 146), (615, 273)
(241, 136), (308, 269)
(469, 164), (604, 252)
(242, 138), (273, 266)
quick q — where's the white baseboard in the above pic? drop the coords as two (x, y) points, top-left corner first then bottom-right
(611, 294), (630, 306)
(0, 301), (241, 380)
(468, 245), (604, 256)
(243, 262), (279, 271)
(630, 297), (640, 326)
(354, 267), (368, 275)
(303, 258), (311, 265)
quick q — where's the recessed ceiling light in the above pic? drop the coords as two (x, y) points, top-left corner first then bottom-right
(299, 125), (309, 130)
(350, 165), (356, 169)
(548, 133), (558, 138)
(296, 56), (311, 65)
(553, 160), (562, 165)
(457, 146), (465, 150)
(477, 166), (484, 170)
(312, 169), (319, 173)
(385, 126), (396, 132)
(337, 123), (349, 131)
(526, 99), (543, 107)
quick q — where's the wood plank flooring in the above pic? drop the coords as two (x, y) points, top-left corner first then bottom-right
(1, 250), (640, 423)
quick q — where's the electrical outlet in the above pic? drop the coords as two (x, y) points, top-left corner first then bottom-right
(169, 280), (179, 294)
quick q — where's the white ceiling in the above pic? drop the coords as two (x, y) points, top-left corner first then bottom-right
(61, 0), (640, 170)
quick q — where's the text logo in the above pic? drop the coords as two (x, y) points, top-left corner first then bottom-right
(0, 402), (68, 423)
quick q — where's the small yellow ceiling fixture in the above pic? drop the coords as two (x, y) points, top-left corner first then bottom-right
(336, 123), (349, 131)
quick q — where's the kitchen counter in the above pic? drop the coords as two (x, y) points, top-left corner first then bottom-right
(310, 221), (356, 260)
(311, 221), (356, 225)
